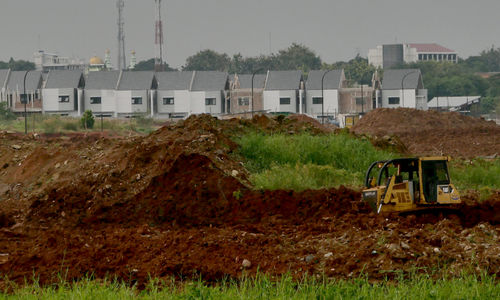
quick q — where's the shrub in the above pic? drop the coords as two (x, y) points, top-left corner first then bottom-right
(0, 102), (16, 121)
(80, 110), (95, 129)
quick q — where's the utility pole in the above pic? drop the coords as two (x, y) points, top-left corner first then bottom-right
(154, 0), (164, 72)
(117, 0), (126, 71)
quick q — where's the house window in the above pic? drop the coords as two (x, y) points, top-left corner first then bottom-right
(90, 97), (102, 104)
(238, 97), (249, 106)
(312, 97), (323, 105)
(58, 95), (70, 102)
(355, 97), (365, 105)
(205, 98), (216, 105)
(279, 97), (291, 105)
(388, 97), (400, 105)
(163, 97), (174, 105)
(132, 97), (142, 105)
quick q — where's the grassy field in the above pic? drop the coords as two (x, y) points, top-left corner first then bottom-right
(1, 274), (498, 299)
(236, 132), (395, 191)
(237, 132), (500, 198)
(450, 159), (500, 200)
(0, 114), (159, 135)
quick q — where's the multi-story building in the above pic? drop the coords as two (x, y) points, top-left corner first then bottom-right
(34, 50), (87, 73)
(368, 43), (458, 68)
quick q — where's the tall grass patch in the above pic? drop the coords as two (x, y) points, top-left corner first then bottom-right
(251, 164), (359, 191)
(450, 158), (500, 199)
(2, 274), (498, 299)
(237, 132), (396, 189)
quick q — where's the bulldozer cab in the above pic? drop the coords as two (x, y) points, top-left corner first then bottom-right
(421, 160), (450, 203)
(362, 157), (460, 213)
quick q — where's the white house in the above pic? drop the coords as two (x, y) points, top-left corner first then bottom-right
(189, 71), (228, 115)
(305, 70), (345, 119)
(0, 69), (10, 104)
(155, 71), (194, 119)
(381, 69), (428, 110)
(115, 71), (157, 117)
(4, 70), (43, 113)
(42, 70), (85, 116)
(263, 70), (303, 113)
(83, 71), (121, 117)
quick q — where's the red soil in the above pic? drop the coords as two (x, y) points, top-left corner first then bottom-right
(352, 108), (500, 158)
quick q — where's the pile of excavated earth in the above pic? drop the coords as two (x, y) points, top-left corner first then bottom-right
(0, 112), (498, 288)
(352, 108), (500, 158)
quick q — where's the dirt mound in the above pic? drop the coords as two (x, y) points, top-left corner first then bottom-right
(352, 108), (500, 157)
(236, 114), (334, 134)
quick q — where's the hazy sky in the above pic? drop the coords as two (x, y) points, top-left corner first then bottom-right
(1, 0), (499, 69)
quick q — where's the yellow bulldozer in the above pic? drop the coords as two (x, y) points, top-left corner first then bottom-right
(362, 157), (461, 214)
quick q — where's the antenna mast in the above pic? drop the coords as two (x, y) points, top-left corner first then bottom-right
(117, 0), (126, 70)
(154, 0), (164, 71)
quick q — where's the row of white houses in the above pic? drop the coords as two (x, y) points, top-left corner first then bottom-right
(0, 69), (428, 119)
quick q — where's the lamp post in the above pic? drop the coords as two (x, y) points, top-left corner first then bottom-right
(361, 84), (364, 114)
(321, 69), (334, 124)
(251, 68), (264, 118)
(21, 70), (31, 134)
(401, 70), (417, 108)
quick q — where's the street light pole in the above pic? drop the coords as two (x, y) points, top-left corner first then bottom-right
(251, 69), (264, 118)
(361, 84), (364, 114)
(22, 70), (31, 134)
(321, 69), (334, 124)
(401, 70), (417, 108)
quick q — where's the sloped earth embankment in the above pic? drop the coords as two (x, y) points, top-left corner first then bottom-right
(352, 108), (500, 157)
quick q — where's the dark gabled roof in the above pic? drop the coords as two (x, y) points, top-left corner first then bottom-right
(306, 70), (343, 90)
(236, 74), (267, 89)
(45, 70), (84, 89)
(118, 71), (156, 90)
(0, 69), (10, 89)
(85, 71), (121, 90)
(156, 71), (194, 90)
(265, 70), (302, 91)
(382, 69), (423, 90)
(6, 71), (43, 92)
(191, 71), (228, 91)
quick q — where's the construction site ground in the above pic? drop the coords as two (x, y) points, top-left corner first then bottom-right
(0, 111), (499, 288)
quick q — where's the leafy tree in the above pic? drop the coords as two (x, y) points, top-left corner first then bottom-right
(8, 58), (35, 71)
(323, 55), (376, 86)
(0, 58), (35, 71)
(273, 43), (322, 73)
(463, 47), (500, 72)
(183, 50), (231, 71)
(80, 110), (95, 129)
(134, 58), (176, 71)
(183, 44), (322, 74)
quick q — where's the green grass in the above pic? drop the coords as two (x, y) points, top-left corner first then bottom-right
(236, 132), (396, 190)
(1, 274), (498, 299)
(0, 115), (158, 135)
(450, 158), (500, 199)
(237, 132), (500, 195)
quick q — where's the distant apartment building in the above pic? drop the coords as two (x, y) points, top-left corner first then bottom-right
(368, 43), (458, 68)
(34, 50), (87, 73)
